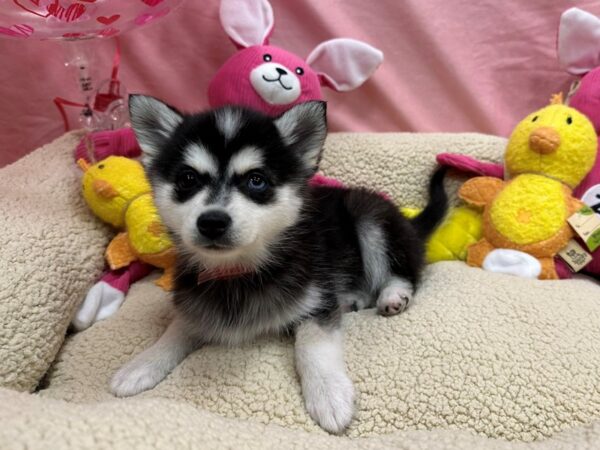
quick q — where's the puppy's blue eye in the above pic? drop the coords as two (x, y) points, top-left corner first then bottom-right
(247, 174), (268, 192)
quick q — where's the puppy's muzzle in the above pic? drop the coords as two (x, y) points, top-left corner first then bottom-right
(197, 210), (232, 240)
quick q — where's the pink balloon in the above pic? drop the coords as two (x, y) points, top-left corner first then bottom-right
(0, 0), (184, 40)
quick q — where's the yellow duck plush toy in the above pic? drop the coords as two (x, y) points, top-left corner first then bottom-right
(458, 98), (597, 279)
(78, 156), (175, 290)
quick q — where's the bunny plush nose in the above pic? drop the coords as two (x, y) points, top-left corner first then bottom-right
(529, 127), (561, 155)
(276, 67), (287, 76)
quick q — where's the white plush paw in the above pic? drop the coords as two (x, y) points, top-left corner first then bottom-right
(72, 281), (125, 331)
(377, 282), (412, 317)
(483, 249), (541, 279)
(303, 373), (355, 434)
(110, 358), (167, 397)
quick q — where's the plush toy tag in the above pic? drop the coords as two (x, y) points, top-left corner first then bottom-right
(567, 206), (600, 252)
(558, 239), (593, 272)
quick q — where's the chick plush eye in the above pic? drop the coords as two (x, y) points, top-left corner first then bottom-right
(532, 116), (538, 122)
(263, 54), (272, 62)
(247, 173), (268, 192)
(567, 116), (573, 125)
(176, 168), (200, 191)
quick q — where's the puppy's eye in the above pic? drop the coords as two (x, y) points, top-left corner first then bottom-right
(176, 169), (200, 191)
(295, 67), (304, 75)
(566, 116), (573, 125)
(263, 54), (272, 62)
(532, 116), (538, 122)
(247, 173), (268, 192)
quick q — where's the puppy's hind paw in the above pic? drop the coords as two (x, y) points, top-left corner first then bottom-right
(377, 277), (413, 317)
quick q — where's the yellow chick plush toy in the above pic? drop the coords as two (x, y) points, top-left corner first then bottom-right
(459, 98), (597, 279)
(78, 156), (175, 290)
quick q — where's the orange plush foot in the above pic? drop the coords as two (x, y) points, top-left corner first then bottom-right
(142, 248), (177, 291)
(538, 257), (559, 280)
(106, 232), (137, 270)
(155, 269), (174, 291)
(466, 239), (495, 268)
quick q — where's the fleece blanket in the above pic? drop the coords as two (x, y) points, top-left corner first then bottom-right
(0, 131), (108, 392)
(5, 387), (600, 450)
(3, 131), (600, 449)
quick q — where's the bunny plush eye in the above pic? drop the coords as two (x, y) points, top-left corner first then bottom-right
(263, 54), (272, 62)
(295, 67), (304, 75)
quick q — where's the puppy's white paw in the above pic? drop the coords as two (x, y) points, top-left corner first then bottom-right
(377, 279), (412, 317)
(110, 358), (167, 397)
(303, 373), (355, 434)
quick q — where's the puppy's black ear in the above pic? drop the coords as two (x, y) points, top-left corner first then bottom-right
(274, 101), (327, 173)
(129, 94), (183, 163)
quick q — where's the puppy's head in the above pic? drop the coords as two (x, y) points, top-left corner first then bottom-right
(129, 96), (327, 269)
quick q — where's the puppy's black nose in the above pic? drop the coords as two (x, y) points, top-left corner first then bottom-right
(197, 211), (232, 240)
(276, 67), (287, 75)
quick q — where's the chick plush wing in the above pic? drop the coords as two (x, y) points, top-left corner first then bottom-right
(459, 177), (505, 207)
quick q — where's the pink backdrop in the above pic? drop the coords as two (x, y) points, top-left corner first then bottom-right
(1, 0), (600, 167)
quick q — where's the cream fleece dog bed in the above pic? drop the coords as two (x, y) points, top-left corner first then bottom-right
(2, 131), (600, 449)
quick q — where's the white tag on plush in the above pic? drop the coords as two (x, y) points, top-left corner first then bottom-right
(558, 239), (593, 273)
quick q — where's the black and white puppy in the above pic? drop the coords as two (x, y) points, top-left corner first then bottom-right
(111, 96), (448, 433)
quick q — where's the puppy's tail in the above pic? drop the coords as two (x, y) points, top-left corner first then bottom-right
(410, 167), (448, 240)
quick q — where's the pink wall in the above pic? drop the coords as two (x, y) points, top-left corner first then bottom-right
(1, 0), (599, 167)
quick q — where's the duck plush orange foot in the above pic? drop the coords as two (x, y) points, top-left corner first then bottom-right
(459, 98), (598, 279)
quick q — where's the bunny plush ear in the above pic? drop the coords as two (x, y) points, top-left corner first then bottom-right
(558, 7), (600, 75)
(306, 38), (384, 92)
(220, 0), (274, 48)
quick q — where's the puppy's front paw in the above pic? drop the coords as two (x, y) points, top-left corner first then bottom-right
(377, 280), (412, 317)
(110, 358), (167, 397)
(303, 373), (355, 434)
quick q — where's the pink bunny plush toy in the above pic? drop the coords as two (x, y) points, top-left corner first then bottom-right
(73, 0), (384, 331)
(208, 0), (383, 115)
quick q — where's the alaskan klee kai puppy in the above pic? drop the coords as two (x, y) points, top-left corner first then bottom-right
(111, 96), (448, 433)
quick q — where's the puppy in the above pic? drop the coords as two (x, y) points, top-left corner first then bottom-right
(110, 96), (448, 433)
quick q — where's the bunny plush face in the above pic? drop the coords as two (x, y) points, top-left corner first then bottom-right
(209, 44), (322, 115)
(249, 47), (309, 105)
(569, 67), (600, 134)
(207, 0), (383, 116)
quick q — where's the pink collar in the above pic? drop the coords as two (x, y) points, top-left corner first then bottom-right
(197, 266), (253, 285)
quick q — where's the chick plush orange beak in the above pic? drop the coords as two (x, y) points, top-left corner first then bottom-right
(92, 179), (119, 199)
(529, 127), (560, 155)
